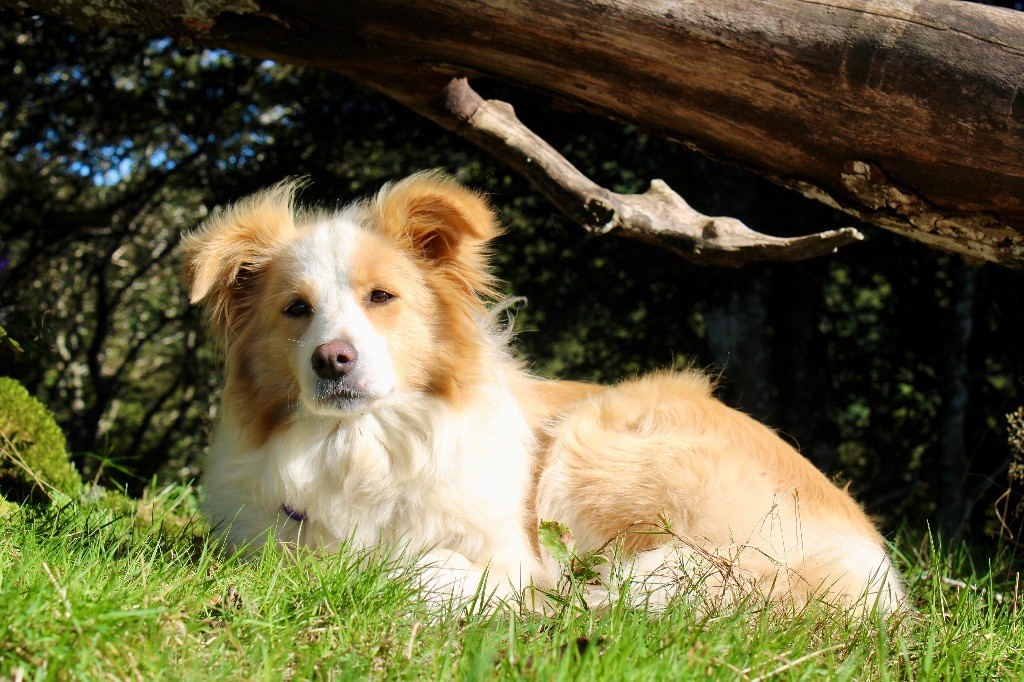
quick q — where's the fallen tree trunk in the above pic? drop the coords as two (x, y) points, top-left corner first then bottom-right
(7, 0), (1024, 266)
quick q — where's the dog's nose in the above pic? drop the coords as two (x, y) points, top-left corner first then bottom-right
(311, 341), (358, 380)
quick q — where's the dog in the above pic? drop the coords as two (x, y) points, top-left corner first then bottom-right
(184, 172), (904, 614)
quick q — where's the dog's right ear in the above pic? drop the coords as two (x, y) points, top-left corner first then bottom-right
(182, 180), (300, 338)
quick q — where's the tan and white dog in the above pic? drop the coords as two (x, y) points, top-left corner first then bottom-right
(184, 172), (904, 614)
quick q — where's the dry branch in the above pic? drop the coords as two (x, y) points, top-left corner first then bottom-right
(371, 76), (863, 265)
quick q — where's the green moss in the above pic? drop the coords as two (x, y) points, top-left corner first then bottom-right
(0, 377), (83, 502)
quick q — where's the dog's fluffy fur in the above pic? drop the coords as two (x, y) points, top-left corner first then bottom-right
(184, 172), (904, 613)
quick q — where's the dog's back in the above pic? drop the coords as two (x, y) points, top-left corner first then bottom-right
(530, 371), (904, 612)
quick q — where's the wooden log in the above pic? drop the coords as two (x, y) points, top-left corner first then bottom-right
(8, 0), (1024, 266)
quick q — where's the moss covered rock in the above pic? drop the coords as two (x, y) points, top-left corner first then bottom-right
(0, 377), (83, 502)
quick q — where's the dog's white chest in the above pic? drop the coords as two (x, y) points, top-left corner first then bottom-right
(266, 398), (534, 559)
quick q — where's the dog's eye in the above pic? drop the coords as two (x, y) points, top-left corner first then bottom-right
(369, 290), (395, 305)
(284, 300), (313, 317)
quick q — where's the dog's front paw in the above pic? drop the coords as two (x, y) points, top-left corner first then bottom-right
(410, 548), (496, 612)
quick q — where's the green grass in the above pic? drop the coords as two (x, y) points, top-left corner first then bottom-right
(1, 487), (1021, 680)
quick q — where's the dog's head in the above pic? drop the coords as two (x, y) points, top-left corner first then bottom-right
(183, 172), (500, 440)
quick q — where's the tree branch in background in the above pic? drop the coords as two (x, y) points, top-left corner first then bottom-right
(373, 76), (863, 266)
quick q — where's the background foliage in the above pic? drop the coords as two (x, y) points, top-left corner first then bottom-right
(0, 10), (1022, 554)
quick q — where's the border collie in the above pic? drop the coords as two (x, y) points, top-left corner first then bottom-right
(184, 172), (904, 614)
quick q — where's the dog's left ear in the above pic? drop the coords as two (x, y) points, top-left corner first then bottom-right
(373, 171), (500, 296)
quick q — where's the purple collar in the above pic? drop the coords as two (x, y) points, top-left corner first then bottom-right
(281, 503), (307, 522)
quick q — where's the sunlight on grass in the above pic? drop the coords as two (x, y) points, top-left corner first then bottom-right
(0, 488), (1021, 680)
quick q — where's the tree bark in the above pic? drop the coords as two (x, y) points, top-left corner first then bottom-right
(8, 0), (1024, 266)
